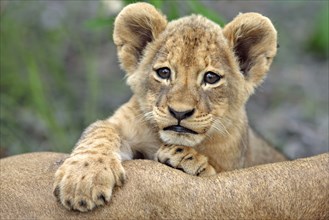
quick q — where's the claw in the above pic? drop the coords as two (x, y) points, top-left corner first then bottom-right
(79, 200), (87, 208)
(53, 186), (60, 200)
(164, 159), (173, 168)
(65, 200), (73, 210)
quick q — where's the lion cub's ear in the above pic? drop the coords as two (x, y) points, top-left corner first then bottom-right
(113, 3), (167, 75)
(223, 13), (277, 88)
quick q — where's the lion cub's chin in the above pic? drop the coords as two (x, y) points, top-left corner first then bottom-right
(159, 130), (204, 147)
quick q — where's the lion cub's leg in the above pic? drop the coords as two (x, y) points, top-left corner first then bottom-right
(53, 120), (126, 212)
(155, 145), (216, 177)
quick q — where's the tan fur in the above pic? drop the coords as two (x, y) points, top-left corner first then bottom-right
(53, 2), (286, 212)
(0, 152), (328, 219)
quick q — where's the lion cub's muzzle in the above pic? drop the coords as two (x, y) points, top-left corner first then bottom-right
(163, 107), (198, 134)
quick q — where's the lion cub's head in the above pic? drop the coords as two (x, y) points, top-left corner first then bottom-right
(113, 3), (277, 146)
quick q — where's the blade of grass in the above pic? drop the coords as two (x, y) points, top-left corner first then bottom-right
(84, 57), (99, 124)
(147, 0), (163, 9)
(27, 58), (68, 151)
(167, 0), (181, 20)
(84, 17), (115, 29)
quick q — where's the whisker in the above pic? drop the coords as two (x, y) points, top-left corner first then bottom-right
(135, 112), (147, 121)
(212, 118), (231, 137)
(135, 111), (153, 124)
(210, 124), (223, 135)
(218, 121), (231, 137)
(204, 132), (212, 140)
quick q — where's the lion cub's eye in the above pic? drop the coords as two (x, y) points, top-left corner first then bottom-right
(203, 72), (222, 84)
(156, 67), (171, 80)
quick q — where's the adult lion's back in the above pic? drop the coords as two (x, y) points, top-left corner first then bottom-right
(1, 152), (328, 219)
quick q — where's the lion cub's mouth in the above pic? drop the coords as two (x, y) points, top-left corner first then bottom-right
(163, 125), (198, 134)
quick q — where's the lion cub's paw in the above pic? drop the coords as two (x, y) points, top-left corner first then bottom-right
(155, 145), (216, 177)
(53, 154), (125, 212)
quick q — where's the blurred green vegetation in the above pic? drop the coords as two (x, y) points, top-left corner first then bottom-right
(306, 7), (329, 59)
(0, 0), (327, 158)
(0, 0), (225, 156)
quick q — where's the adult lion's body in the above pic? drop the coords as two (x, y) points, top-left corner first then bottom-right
(1, 152), (328, 219)
(52, 3), (287, 212)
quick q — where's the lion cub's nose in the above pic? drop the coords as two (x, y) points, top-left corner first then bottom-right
(168, 107), (195, 121)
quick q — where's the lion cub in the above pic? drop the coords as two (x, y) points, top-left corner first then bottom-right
(54, 2), (286, 212)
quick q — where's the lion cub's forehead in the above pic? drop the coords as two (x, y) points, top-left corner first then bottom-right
(156, 15), (230, 68)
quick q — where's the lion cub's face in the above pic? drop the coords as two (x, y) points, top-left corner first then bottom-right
(139, 16), (244, 146)
(114, 3), (277, 147)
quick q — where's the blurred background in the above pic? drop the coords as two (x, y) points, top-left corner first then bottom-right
(0, 0), (328, 159)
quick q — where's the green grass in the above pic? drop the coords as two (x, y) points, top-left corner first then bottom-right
(306, 7), (329, 59)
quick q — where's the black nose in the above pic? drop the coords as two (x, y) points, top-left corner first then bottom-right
(168, 107), (195, 121)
